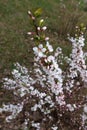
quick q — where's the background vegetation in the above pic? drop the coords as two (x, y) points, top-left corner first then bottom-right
(0, 0), (87, 81)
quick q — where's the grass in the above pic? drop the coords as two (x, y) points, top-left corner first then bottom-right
(0, 0), (87, 81)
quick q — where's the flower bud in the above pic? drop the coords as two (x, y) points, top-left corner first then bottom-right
(31, 37), (34, 40)
(40, 19), (44, 23)
(27, 32), (32, 35)
(45, 37), (49, 41)
(42, 26), (47, 31)
(37, 27), (41, 31)
(31, 16), (35, 20)
(28, 11), (32, 17)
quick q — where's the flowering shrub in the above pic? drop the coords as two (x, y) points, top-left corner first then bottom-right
(0, 9), (87, 130)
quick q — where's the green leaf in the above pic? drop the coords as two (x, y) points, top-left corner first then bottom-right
(34, 35), (40, 40)
(39, 19), (45, 27)
(34, 8), (42, 17)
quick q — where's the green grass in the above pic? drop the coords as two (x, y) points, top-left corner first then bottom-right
(0, 0), (87, 81)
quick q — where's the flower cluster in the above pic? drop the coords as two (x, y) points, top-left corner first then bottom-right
(0, 10), (87, 130)
(64, 34), (87, 92)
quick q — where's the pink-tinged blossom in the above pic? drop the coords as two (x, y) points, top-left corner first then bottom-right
(45, 37), (49, 41)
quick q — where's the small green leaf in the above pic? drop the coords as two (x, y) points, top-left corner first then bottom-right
(34, 8), (42, 17)
(34, 35), (40, 40)
(39, 19), (44, 27)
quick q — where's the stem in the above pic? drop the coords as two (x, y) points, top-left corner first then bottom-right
(33, 19), (39, 36)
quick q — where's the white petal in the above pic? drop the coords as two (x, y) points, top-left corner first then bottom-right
(39, 44), (43, 49)
(33, 47), (38, 53)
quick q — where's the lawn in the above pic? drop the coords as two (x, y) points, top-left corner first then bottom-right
(0, 0), (87, 80)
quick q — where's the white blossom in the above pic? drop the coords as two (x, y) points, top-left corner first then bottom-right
(46, 41), (53, 52)
(33, 44), (46, 58)
(0, 103), (23, 122)
(0, 33), (87, 129)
